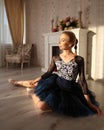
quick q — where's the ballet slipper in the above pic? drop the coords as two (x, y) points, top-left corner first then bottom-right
(8, 78), (18, 86)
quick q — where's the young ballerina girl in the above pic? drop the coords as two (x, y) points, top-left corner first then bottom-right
(9, 31), (102, 117)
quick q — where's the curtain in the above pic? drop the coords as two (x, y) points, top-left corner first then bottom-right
(4, 0), (24, 49)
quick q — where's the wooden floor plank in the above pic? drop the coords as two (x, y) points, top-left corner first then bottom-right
(0, 67), (104, 130)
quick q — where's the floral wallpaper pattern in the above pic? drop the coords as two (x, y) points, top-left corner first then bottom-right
(26, 0), (81, 66)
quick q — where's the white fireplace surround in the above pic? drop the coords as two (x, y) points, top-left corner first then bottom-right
(42, 28), (88, 75)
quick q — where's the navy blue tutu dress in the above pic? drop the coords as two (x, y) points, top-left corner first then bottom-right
(34, 56), (99, 117)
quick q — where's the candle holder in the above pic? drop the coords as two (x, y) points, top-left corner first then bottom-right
(51, 19), (58, 32)
(78, 10), (83, 28)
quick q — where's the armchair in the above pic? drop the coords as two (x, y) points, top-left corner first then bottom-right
(5, 43), (32, 69)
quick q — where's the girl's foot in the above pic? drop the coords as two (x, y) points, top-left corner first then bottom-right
(8, 78), (18, 86)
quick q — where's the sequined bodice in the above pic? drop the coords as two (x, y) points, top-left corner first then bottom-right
(55, 60), (78, 81)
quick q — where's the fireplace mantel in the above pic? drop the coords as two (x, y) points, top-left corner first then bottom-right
(42, 28), (88, 75)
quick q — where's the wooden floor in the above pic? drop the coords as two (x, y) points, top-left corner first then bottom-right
(0, 67), (104, 130)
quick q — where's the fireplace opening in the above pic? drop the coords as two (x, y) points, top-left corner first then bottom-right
(52, 46), (60, 56)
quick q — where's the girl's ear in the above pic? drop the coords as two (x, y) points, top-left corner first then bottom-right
(69, 43), (74, 48)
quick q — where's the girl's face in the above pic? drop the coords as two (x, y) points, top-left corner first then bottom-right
(59, 33), (72, 50)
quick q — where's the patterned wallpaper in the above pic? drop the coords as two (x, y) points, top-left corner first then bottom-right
(26, 0), (82, 66)
(26, 0), (104, 80)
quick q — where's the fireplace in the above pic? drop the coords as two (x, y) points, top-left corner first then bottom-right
(42, 29), (88, 75)
(52, 46), (60, 56)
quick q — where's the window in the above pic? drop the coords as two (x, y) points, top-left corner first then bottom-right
(0, 0), (12, 44)
(0, 0), (26, 44)
(3, 6), (12, 43)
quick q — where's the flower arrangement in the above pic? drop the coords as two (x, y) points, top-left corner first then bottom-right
(51, 16), (79, 32)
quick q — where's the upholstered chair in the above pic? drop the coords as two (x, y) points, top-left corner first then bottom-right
(5, 43), (32, 69)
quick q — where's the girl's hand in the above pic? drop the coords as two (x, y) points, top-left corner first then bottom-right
(29, 80), (38, 87)
(29, 77), (41, 87)
(89, 103), (103, 116)
(84, 94), (103, 116)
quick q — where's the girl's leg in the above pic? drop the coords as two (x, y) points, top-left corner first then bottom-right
(8, 79), (35, 88)
(31, 93), (52, 111)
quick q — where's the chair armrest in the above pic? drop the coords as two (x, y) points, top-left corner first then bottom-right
(21, 53), (30, 60)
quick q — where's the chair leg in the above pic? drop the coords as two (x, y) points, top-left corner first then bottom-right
(6, 62), (8, 68)
(21, 62), (23, 70)
(28, 62), (30, 67)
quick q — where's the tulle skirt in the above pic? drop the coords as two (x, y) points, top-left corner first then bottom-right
(34, 74), (99, 117)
